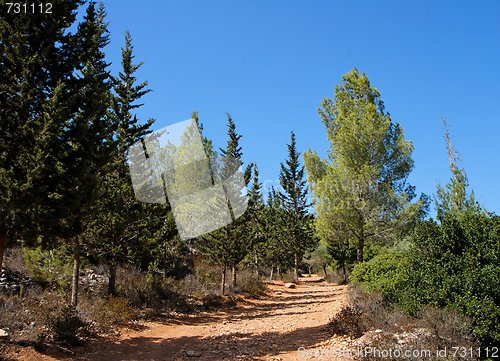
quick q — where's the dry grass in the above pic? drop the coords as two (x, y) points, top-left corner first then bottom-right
(329, 286), (480, 361)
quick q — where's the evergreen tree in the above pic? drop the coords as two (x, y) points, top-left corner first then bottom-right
(0, 0), (83, 271)
(244, 165), (266, 276)
(304, 68), (426, 265)
(279, 131), (316, 281)
(260, 187), (294, 279)
(57, 2), (115, 305)
(436, 117), (480, 220)
(197, 114), (252, 293)
(85, 31), (157, 294)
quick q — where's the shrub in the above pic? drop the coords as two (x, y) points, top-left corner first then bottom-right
(116, 267), (185, 312)
(47, 305), (91, 346)
(328, 305), (364, 338)
(79, 296), (136, 333)
(351, 212), (500, 347)
(0, 286), (63, 344)
(335, 287), (479, 360)
(350, 248), (409, 303)
(179, 263), (221, 298)
(236, 270), (266, 298)
(22, 246), (72, 291)
(404, 213), (500, 346)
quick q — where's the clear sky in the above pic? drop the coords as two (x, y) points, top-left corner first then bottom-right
(100, 0), (500, 214)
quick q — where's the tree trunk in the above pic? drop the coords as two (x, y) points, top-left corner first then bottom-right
(71, 243), (80, 306)
(108, 261), (117, 296)
(357, 237), (364, 263)
(277, 265), (281, 278)
(293, 253), (299, 282)
(221, 264), (227, 295)
(254, 253), (259, 277)
(342, 261), (348, 285)
(269, 264), (274, 281)
(322, 264), (328, 278)
(231, 264), (237, 289)
(0, 233), (5, 273)
(357, 225), (365, 263)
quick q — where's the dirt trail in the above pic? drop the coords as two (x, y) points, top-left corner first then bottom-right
(9, 279), (348, 361)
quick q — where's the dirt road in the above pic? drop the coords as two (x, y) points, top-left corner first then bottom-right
(8, 280), (348, 361)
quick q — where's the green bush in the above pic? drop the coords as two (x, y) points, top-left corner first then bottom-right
(350, 248), (409, 303)
(350, 212), (499, 347)
(404, 213), (500, 346)
(22, 246), (72, 290)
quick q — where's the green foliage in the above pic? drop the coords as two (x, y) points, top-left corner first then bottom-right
(22, 246), (72, 290)
(197, 114), (254, 292)
(404, 213), (500, 346)
(0, 0), (84, 269)
(257, 187), (296, 274)
(350, 248), (409, 303)
(278, 132), (317, 279)
(351, 125), (500, 347)
(352, 210), (500, 347)
(305, 68), (425, 264)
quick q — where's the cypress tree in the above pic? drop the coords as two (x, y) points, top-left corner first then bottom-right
(85, 31), (156, 295)
(0, 0), (83, 271)
(197, 114), (251, 293)
(58, 2), (115, 305)
(279, 132), (315, 281)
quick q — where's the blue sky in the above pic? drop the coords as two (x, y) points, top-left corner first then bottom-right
(100, 0), (500, 214)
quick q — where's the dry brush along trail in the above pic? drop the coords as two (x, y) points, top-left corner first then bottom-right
(6, 277), (349, 361)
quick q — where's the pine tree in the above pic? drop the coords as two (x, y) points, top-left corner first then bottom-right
(279, 132), (316, 281)
(304, 68), (426, 265)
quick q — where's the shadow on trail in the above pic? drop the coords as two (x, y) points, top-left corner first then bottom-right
(73, 322), (333, 361)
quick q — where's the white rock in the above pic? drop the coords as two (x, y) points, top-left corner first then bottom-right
(0, 329), (9, 338)
(284, 283), (296, 289)
(186, 350), (201, 357)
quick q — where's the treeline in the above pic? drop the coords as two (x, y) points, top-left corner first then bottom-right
(0, 0), (317, 307)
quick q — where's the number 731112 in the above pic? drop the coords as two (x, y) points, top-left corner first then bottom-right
(6, 3), (52, 14)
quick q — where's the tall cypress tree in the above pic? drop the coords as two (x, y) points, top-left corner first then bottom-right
(245, 165), (266, 276)
(57, 2), (115, 305)
(85, 31), (156, 295)
(279, 131), (315, 281)
(0, 0), (83, 271)
(197, 114), (252, 293)
(260, 187), (294, 279)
